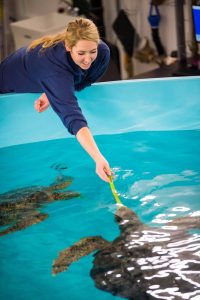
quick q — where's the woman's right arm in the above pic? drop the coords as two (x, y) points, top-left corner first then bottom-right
(35, 93), (112, 182)
(35, 77), (112, 182)
(76, 126), (112, 182)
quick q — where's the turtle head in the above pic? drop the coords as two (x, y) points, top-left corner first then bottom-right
(115, 205), (141, 230)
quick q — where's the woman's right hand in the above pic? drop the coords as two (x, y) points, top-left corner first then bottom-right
(95, 155), (112, 182)
(34, 93), (50, 112)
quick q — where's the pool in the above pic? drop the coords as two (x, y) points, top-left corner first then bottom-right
(0, 77), (200, 300)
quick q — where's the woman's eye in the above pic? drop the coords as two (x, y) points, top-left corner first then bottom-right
(78, 51), (96, 55)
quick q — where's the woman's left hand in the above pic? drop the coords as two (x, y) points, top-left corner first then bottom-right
(34, 93), (50, 112)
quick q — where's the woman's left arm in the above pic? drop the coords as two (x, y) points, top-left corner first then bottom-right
(76, 127), (111, 182)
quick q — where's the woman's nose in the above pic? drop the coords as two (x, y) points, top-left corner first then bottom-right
(84, 53), (93, 61)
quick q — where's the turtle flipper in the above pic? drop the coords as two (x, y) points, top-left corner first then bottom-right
(52, 236), (110, 275)
(169, 215), (200, 230)
(0, 212), (48, 237)
(49, 176), (73, 191)
(51, 191), (80, 201)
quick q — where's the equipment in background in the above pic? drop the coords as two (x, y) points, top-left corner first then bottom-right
(148, 2), (166, 63)
(190, 3), (200, 70)
(192, 4), (200, 44)
(151, 0), (165, 5)
(173, 0), (200, 76)
(112, 9), (140, 78)
(134, 37), (157, 64)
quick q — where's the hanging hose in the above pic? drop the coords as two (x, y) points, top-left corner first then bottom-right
(148, 3), (166, 57)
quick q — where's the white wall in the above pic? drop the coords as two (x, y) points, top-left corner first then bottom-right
(13, 0), (60, 19)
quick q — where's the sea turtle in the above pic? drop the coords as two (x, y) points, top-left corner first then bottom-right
(0, 176), (80, 237)
(52, 205), (200, 300)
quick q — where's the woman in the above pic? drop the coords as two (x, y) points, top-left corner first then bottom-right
(0, 18), (112, 182)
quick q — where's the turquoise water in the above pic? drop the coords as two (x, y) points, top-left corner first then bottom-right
(0, 130), (200, 300)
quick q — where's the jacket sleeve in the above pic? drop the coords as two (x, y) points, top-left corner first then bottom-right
(39, 72), (88, 135)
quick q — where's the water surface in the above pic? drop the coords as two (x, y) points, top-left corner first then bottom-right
(0, 130), (200, 300)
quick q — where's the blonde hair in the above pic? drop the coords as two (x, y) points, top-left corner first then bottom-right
(28, 18), (100, 51)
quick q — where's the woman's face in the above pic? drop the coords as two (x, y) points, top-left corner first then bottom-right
(66, 40), (98, 70)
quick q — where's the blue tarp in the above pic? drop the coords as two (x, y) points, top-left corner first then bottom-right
(1, 76), (200, 148)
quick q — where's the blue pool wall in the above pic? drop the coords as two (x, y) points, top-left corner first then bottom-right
(1, 76), (200, 148)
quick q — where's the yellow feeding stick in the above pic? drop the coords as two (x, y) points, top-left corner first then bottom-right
(108, 175), (123, 205)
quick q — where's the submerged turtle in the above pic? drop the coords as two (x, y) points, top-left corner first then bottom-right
(52, 205), (200, 300)
(0, 176), (80, 237)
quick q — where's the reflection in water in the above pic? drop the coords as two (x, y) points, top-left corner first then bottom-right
(128, 170), (200, 204)
(52, 205), (200, 300)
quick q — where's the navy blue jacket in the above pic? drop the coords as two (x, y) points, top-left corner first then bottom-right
(0, 41), (110, 135)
